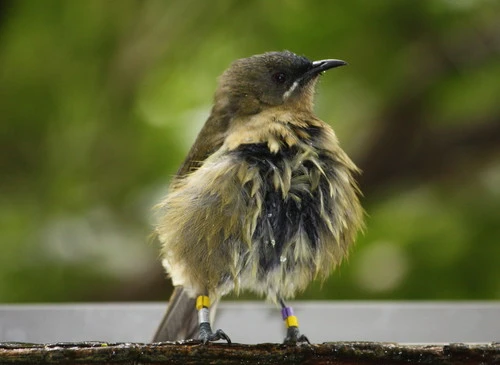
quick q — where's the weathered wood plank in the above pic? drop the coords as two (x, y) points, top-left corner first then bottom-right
(0, 341), (498, 364)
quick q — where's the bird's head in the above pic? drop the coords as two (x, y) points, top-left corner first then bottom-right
(214, 50), (346, 115)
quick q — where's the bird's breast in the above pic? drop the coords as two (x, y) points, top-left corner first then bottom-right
(228, 138), (350, 281)
(157, 121), (362, 298)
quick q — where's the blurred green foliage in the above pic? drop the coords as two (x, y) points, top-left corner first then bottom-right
(1, 0), (499, 303)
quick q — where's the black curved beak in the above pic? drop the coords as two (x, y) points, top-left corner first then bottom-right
(311, 59), (348, 75)
(300, 59), (347, 85)
(291, 58), (347, 96)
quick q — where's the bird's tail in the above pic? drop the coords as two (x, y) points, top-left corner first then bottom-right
(152, 286), (218, 342)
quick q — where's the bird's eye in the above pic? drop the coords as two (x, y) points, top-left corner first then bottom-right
(272, 72), (287, 84)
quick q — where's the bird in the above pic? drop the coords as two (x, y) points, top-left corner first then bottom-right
(152, 50), (364, 344)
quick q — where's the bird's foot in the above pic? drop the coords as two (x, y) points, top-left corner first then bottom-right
(283, 326), (310, 345)
(199, 322), (231, 344)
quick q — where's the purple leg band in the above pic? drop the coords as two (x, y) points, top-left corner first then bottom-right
(281, 306), (294, 320)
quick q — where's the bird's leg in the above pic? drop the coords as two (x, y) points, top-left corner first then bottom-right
(196, 295), (231, 344)
(280, 298), (310, 345)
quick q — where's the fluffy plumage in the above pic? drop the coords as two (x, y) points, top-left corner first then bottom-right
(153, 51), (363, 342)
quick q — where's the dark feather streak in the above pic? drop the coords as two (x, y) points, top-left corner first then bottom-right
(232, 136), (337, 276)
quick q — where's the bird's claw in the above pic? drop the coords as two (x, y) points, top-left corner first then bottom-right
(199, 322), (231, 344)
(283, 326), (310, 345)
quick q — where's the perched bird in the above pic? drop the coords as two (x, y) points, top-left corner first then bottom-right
(153, 50), (363, 344)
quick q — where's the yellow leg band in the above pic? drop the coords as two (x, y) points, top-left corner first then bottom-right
(285, 315), (299, 328)
(196, 295), (210, 310)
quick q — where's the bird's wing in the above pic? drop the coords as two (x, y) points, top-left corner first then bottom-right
(175, 113), (230, 178)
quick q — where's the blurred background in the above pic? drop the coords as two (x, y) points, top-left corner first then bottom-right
(1, 0), (499, 303)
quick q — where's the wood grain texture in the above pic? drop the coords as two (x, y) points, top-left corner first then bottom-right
(0, 341), (498, 364)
